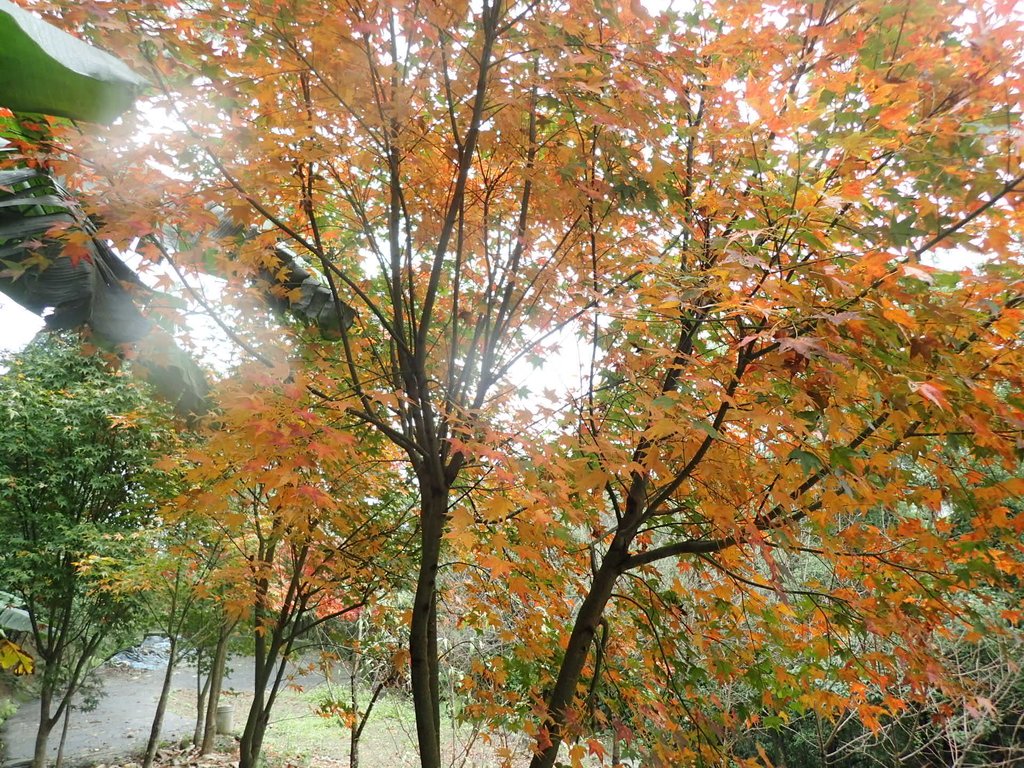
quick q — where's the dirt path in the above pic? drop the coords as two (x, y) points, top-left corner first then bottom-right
(1, 660), (539, 768)
(3, 666), (196, 768)
(1, 660), (322, 768)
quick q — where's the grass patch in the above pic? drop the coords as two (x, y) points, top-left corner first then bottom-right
(170, 682), (528, 767)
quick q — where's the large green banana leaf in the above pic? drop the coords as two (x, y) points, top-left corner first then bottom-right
(0, 156), (353, 416)
(267, 242), (356, 339)
(0, 0), (147, 124)
(0, 163), (146, 338)
(0, 4), (353, 418)
(0, 4), (211, 414)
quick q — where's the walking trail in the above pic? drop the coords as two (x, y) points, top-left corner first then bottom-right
(1, 657), (321, 768)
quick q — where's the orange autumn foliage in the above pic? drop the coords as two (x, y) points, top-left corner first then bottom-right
(14, 0), (1024, 765)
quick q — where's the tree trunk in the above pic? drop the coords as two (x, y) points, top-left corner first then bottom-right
(349, 677), (360, 768)
(349, 612), (362, 768)
(238, 700), (271, 768)
(193, 648), (209, 746)
(428, 596), (440, 732)
(201, 626), (230, 754)
(238, 673), (267, 768)
(32, 692), (54, 768)
(53, 698), (73, 768)
(529, 552), (624, 768)
(238, 616), (289, 768)
(409, 481), (446, 768)
(238, 625), (268, 768)
(143, 635), (178, 768)
(238, 646), (287, 768)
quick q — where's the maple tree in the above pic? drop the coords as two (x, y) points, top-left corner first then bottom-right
(69, 2), (653, 765)
(124, 520), (231, 768)
(4, 0), (1024, 766)
(437, 1), (1024, 765)
(165, 365), (406, 768)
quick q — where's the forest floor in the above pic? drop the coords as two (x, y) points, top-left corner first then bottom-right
(161, 681), (529, 768)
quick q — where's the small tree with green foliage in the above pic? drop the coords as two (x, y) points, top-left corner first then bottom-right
(0, 334), (174, 768)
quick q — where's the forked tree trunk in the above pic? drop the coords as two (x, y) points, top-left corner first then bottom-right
(529, 547), (625, 768)
(143, 635), (178, 768)
(238, 699), (272, 768)
(238, 650), (272, 768)
(237, 632), (293, 768)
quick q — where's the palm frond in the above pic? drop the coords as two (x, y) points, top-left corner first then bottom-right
(0, 150), (209, 417)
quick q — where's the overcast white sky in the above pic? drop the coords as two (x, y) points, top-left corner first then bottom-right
(0, 298), (43, 354)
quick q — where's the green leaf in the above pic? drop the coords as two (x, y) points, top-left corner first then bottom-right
(889, 215), (920, 247)
(0, 211), (70, 241)
(694, 421), (725, 440)
(0, 193), (69, 210)
(828, 446), (861, 471)
(0, 168), (44, 186)
(0, 0), (147, 123)
(788, 448), (822, 474)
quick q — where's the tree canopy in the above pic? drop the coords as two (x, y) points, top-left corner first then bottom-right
(2, 0), (1024, 766)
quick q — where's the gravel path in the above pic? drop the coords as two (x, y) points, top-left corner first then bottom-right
(2, 665), (199, 768)
(1, 657), (321, 768)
